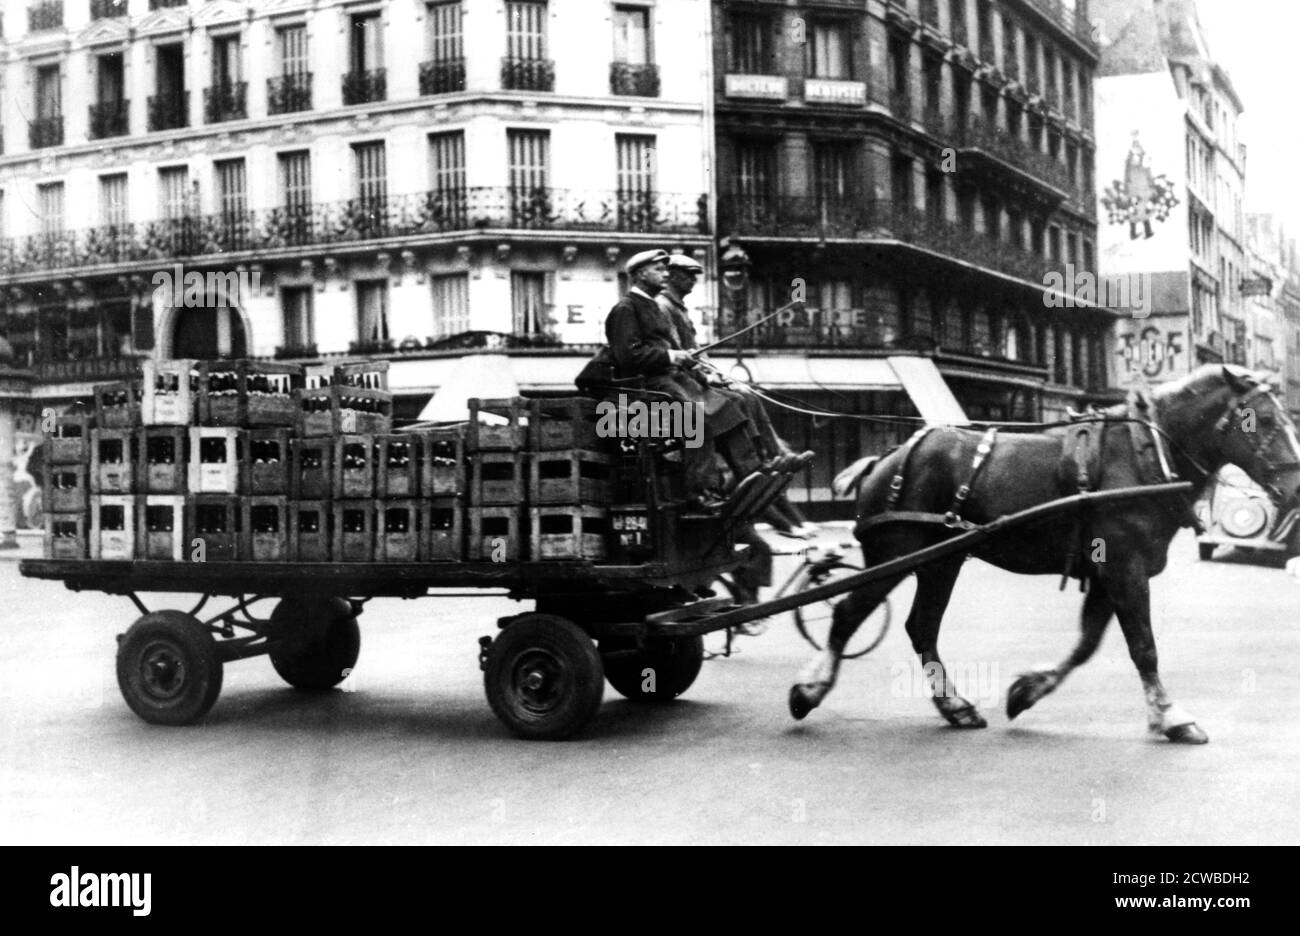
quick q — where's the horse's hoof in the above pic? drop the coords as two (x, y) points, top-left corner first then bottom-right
(1006, 674), (1039, 720)
(943, 705), (987, 729)
(1164, 722), (1209, 745)
(788, 685), (815, 721)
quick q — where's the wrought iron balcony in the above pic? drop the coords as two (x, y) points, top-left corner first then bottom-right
(718, 195), (1063, 289)
(0, 188), (709, 278)
(148, 92), (189, 131)
(28, 1), (63, 31)
(29, 116), (64, 149)
(268, 72), (313, 115)
(1025, 0), (1098, 52)
(419, 59), (466, 95)
(956, 116), (1074, 196)
(342, 68), (386, 105)
(89, 99), (129, 139)
(205, 81), (247, 123)
(611, 62), (660, 97)
(502, 57), (555, 92)
(90, 0), (126, 19)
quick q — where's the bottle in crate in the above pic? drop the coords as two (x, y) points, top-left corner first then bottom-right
(377, 434), (420, 498)
(423, 497), (464, 561)
(45, 464), (89, 513)
(291, 500), (331, 561)
(45, 512), (88, 559)
(142, 359), (200, 425)
(242, 496), (289, 562)
(335, 360), (389, 391)
(377, 500), (421, 561)
(419, 427), (463, 497)
(90, 494), (138, 560)
(291, 438), (334, 500)
(187, 495), (241, 561)
(334, 435), (377, 498)
(248, 428), (292, 495)
(295, 385), (393, 437)
(94, 381), (142, 429)
(138, 496), (186, 561)
(47, 412), (93, 464)
(333, 501), (375, 562)
(91, 429), (138, 493)
(187, 427), (245, 494)
(199, 360), (303, 428)
(139, 426), (188, 494)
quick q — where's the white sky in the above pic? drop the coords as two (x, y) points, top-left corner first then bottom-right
(1194, 0), (1300, 236)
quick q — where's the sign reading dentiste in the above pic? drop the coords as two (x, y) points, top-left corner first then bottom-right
(804, 79), (866, 105)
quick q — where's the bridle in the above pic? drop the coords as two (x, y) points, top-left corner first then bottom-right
(1208, 382), (1300, 502)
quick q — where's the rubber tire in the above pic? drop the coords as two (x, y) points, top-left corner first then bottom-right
(268, 597), (361, 691)
(601, 634), (705, 703)
(1198, 543), (1216, 561)
(116, 611), (223, 726)
(484, 614), (604, 740)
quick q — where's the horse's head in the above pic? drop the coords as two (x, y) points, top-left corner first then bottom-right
(1193, 365), (1300, 509)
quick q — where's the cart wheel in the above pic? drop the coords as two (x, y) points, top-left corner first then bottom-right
(792, 561), (890, 660)
(601, 635), (705, 703)
(268, 597), (360, 691)
(1198, 542), (1216, 561)
(116, 611), (223, 726)
(484, 614), (604, 741)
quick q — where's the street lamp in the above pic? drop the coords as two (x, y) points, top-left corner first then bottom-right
(719, 239), (751, 367)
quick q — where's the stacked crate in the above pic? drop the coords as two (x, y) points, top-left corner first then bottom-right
(44, 412), (93, 558)
(527, 398), (611, 561)
(465, 398), (528, 561)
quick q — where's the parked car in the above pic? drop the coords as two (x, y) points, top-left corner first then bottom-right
(1196, 464), (1300, 561)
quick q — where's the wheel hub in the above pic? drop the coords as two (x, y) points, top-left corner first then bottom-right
(512, 650), (565, 714)
(139, 642), (187, 701)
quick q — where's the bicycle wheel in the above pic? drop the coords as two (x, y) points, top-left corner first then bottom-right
(791, 561), (890, 659)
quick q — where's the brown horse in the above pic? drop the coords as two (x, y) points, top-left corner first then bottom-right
(790, 365), (1300, 743)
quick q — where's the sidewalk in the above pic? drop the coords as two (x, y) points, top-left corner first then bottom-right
(0, 533), (43, 561)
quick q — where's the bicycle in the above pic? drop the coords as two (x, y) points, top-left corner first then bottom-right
(713, 535), (891, 660)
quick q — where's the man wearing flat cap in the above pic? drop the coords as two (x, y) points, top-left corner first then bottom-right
(604, 249), (757, 508)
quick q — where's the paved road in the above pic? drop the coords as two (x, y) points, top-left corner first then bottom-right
(1, 528), (1297, 845)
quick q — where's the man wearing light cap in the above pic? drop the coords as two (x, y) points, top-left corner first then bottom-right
(604, 248), (757, 509)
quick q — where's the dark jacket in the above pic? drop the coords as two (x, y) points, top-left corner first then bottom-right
(605, 289), (679, 378)
(656, 288), (699, 351)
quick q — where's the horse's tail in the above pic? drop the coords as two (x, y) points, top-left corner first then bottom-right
(832, 455), (882, 499)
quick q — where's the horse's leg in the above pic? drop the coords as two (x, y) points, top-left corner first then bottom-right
(1007, 575), (1113, 719)
(907, 557), (987, 728)
(788, 572), (906, 720)
(1104, 561), (1209, 744)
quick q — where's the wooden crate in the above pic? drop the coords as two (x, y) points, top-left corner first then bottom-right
(334, 434), (377, 498)
(377, 434), (420, 498)
(45, 464), (89, 513)
(291, 500), (331, 562)
(187, 427), (245, 494)
(467, 506), (522, 562)
(469, 451), (525, 505)
(138, 496), (186, 561)
(91, 494), (138, 560)
(376, 499), (421, 561)
(332, 500), (375, 563)
(529, 449), (612, 505)
(419, 428), (463, 497)
(303, 363), (335, 390)
(291, 438), (334, 500)
(295, 386), (393, 437)
(139, 426), (188, 494)
(530, 397), (603, 451)
(199, 360), (303, 428)
(47, 413), (93, 465)
(531, 505), (609, 561)
(248, 428), (292, 495)
(335, 360), (389, 391)
(423, 497), (464, 561)
(242, 496), (290, 562)
(94, 381), (141, 429)
(45, 512), (88, 559)
(91, 429), (138, 494)
(186, 494), (241, 561)
(467, 398), (528, 451)
(142, 358), (200, 426)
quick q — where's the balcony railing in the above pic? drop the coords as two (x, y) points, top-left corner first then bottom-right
(90, 0), (126, 19)
(28, 1), (63, 31)
(88, 99), (129, 139)
(148, 92), (189, 131)
(29, 116), (64, 149)
(502, 57), (555, 92)
(268, 72), (312, 115)
(205, 81), (247, 123)
(719, 195), (1063, 288)
(419, 58), (466, 95)
(957, 116), (1075, 195)
(149, 0), (186, 9)
(342, 68), (386, 105)
(611, 62), (660, 97)
(0, 188), (709, 278)
(1025, 0), (1098, 51)
(920, 0), (940, 28)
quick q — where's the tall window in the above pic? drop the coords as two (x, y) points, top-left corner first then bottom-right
(423, 1), (465, 94)
(99, 174), (128, 227)
(428, 132), (466, 225)
(613, 6), (650, 65)
(277, 25), (308, 76)
(508, 129), (550, 225)
(211, 34), (242, 87)
(159, 166), (190, 220)
(728, 12), (772, 73)
(948, 0), (967, 45)
(356, 280), (389, 344)
(279, 151), (312, 211)
(271, 24), (311, 113)
(216, 159), (247, 220)
(505, 1), (547, 59)
(35, 65), (62, 121)
(734, 138), (776, 224)
(282, 286), (314, 351)
(431, 273), (470, 338)
(616, 134), (655, 227)
(808, 20), (850, 79)
(97, 52), (125, 106)
(350, 13), (384, 72)
(353, 142), (387, 204)
(511, 271), (550, 336)
(38, 182), (65, 237)
(813, 142), (852, 226)
(152, 43), (187, 131)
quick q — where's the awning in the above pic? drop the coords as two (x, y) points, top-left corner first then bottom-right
(887, 356), (970, 425)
